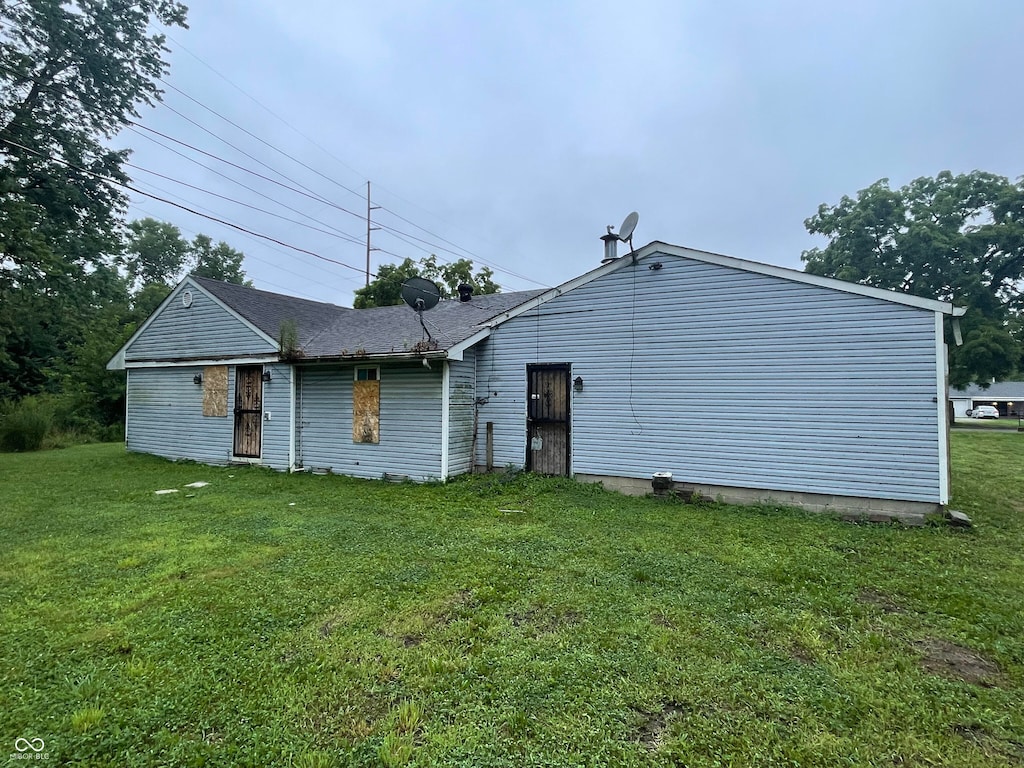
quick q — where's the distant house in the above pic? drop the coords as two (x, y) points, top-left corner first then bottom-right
(949, 382), (1024, 418)
(108, 240), (964, 522)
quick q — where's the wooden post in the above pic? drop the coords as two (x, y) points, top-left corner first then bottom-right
(486, 421), (494, 471)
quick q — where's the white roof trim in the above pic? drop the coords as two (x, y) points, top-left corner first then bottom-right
(106, 276), (279, 370)
(466, 241), (962, 338)
(125, 355), (282, 368)
(645, 242), (962, 315)
(446, 327), (492, 361)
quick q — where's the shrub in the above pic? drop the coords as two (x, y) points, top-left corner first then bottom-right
(0, 397), (53, 451)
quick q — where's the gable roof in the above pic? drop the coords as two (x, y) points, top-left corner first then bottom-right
(949, 381), (1024, 399)
(469, 242), (965, 333)
(192, 276), (351, 350)
(111, 240), (964, 369)
(174, 276), (542, 362)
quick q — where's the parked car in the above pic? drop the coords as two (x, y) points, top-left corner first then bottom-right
(969, 405), (1000, 419)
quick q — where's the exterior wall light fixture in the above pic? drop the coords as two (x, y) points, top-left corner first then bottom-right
(262, 371), (272, 383)
(573, 376), (584, 392)
(193, 373), (203, 385)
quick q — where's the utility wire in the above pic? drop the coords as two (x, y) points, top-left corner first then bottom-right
(162, 31), (514, 267)
(0, 136), (370, 276)
(131, 202), (348, 300)
(126, 122), (367, 232)
(150, 79), (545, 286)
(125, 159), (367, 247)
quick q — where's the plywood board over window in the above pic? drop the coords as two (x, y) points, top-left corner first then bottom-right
(353, 367), (380, 443)
(203, 365), (229, 417)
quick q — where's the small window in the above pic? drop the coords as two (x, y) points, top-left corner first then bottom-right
(355, 366), (379, 381)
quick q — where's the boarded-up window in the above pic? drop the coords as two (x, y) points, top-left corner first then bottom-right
(203, 365), (229, 417)
(353, 366), (380, 443)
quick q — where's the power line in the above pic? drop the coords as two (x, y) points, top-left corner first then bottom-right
(149, 74), (547, 286)
(125, 160), (367, 247)
(161, 31), (513, 268)
(1, 53), (548, 288)
(129, 201), (345, 301)
(0, 136), (370, 276)
(131, 109), (528, 285)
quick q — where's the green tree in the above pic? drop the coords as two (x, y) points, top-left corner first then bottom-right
(0, 0), (187, 405)
(802, 171), (1024, 387)
(353, 256), (499, 309)
(121, 219), (249, 315)
(189, 233), (250, 285)
(123, 218), (190, 291)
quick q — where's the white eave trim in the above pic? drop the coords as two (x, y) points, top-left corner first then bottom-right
(124, 355), (282, 368)
(644, 242), (963, 315)
(452, 241), (962, 339)
(446, 328), (492, 361)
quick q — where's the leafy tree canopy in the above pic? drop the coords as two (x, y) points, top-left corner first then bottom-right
(0, 0), (187, 411)
(1, 0), (188, 290)
(353, 256), (499, 309)
(122, 218), (249, 293)
(802, 171), (1024, 387)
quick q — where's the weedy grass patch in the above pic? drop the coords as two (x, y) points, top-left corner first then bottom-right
(1, 432), (1022, 766)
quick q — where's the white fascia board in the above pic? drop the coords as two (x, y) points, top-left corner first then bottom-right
(645, 242), (963, 316)
(445, 328), (492, 361)
(106, 277), (279, 370)
(470, 257), (629, 331)
(125, 355), (281, 368)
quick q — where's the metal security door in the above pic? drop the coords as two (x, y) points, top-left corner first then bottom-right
(233, 365), (263, 458)
(526, 363), (570, 475)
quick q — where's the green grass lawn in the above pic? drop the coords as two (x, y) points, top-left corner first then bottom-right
(1, 434), (1022, 767)
(953, 417), (1023, 430)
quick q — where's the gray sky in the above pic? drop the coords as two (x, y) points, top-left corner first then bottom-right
(120, 0), (1024, 305)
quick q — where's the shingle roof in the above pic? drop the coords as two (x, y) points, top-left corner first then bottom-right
(948, 381), (1024, 399)
(192, 275), (542, 359)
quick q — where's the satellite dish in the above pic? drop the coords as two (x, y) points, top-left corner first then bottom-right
(401, 277), (441, 311)
(618, 211), (639, 242)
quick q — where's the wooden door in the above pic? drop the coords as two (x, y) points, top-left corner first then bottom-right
(526, 364), (570, 475)
(233, 365), (263, 458)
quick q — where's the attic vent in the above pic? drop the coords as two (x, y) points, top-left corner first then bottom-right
(457, 283), (473, 302)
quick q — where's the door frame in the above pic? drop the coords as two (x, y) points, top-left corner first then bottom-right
(233, 364), (264, 460)
(525, 362), (571, 475)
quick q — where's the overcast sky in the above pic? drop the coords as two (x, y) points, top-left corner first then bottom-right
(119, 0), (1024, 306)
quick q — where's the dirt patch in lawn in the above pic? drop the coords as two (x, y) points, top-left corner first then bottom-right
(915, 638), (1001, 686)
(857, 588), (903, 613)
(636, 701), (688, 752)
(508, 605), (581, 635)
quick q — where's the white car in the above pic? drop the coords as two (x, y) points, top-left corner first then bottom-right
(969, 405), (1000, 419)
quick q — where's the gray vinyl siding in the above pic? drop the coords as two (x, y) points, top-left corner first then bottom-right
(260, 362), (292, 470)
(447, 350), (477, 477)
(125, 283), (275, 362)
(296, 362), (443, 480)
(125, 364), (290, 470)
(475, 255), (944, 503)
(126, 366), (235, 465)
